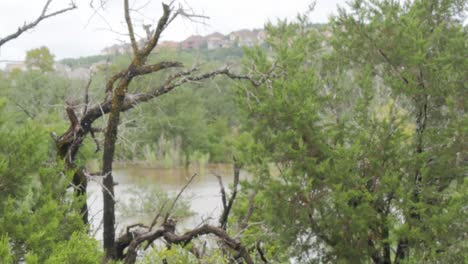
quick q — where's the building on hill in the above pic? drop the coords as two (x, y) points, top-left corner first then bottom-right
(100, 27), (267, 54)
(181, 35), (206, 50)
(206, 32), (229, 50)
(229, 29), (263, 47)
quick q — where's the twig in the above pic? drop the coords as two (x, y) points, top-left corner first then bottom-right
(0, 0), (77, 47)
(163, 173), (198, 223)
(213, 172), (228, 210)
(149, 200), (169, 230)
(218, 160), (241, 229)
(85, 171), (116, 201)
(124, 0), (139, 57)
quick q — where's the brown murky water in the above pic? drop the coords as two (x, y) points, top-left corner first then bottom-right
(87, 164), (249, 240)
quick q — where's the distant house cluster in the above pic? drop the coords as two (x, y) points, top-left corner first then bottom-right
(100, 29), (267, 55)
(2, 26), (331, 78)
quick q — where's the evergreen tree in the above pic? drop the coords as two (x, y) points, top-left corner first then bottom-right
(235, 0), (467, 263)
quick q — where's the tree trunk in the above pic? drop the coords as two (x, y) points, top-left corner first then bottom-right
(102, 72), (133, 259)
(74, 168), (88, 224)
(55, 105), (89, 224)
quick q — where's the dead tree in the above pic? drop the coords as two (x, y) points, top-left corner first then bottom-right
(51, 0), (266, 259)
(0, 0), (77, 48)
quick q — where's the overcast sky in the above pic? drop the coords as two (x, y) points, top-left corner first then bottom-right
(0, 0), (347, 62)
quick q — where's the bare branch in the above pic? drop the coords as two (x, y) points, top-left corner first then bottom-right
(138, 3), (172, 59)
(123, 223), (254, 264)
(84, 172), (116, 201)
(105, 70), (127, 94)
(126, 223), (149, 234)
(142, 24), (153, 40)
(163, 173), (197, 223)
(134, 61), (184, 75)
(90, 129), (101, 153)
(218, 160), (241, 229)
(149, 200), (168, 230)
(173, 4), (210, 26)
(77, 65), (267, 136)
(214, 173), (228, 210)
(83, 77), (93, 115)
(124, 0), (139, 57)
(0, 0), (77, 47)
(104, 61), (183, 96)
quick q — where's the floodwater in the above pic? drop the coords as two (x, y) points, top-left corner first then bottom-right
(87, 164), (248, 240)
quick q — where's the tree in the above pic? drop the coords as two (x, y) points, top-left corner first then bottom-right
(0, 2), (99, 263)
(25, 46), (55, 72)
(0, 99), (101, 263)
(3, 70), (75, 120)
(0, 99), (46, 204)
(234, 0), (467, 263)
(50, 0), (262, 260)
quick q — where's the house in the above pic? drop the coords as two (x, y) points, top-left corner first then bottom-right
(181, 35), (206, 50)
(228, 29), (258, 47)
(206, 32), (227, 50)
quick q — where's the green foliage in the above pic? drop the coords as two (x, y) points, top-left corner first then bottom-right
(0, 235), (13, 264)
(60, 54), (109, 68)
(139, 244), (228, 264)
(1, 69), (86, 123)
(139, 245), (199, 264)
(0, 100), (101, 263)
(234, 0), (467, 263)
(96, 49), (243, 165)
(0, 98), (47, 206)
(43, 232), (103, 264)
(1, 1), (465, 262)
(25, 46), (55, 72)
(0, 167), (91, 262)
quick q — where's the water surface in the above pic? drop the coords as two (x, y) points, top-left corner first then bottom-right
(87, 164), (248, 239)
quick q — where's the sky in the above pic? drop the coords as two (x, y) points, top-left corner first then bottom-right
(0, 0), (347, 62)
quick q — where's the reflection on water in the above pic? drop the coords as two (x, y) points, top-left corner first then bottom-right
(88, 164), (248, 240)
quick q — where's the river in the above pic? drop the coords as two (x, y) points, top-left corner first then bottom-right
(87, 163), (248, 240)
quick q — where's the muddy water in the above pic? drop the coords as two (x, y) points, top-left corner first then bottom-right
(87, 164), (248, 240)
